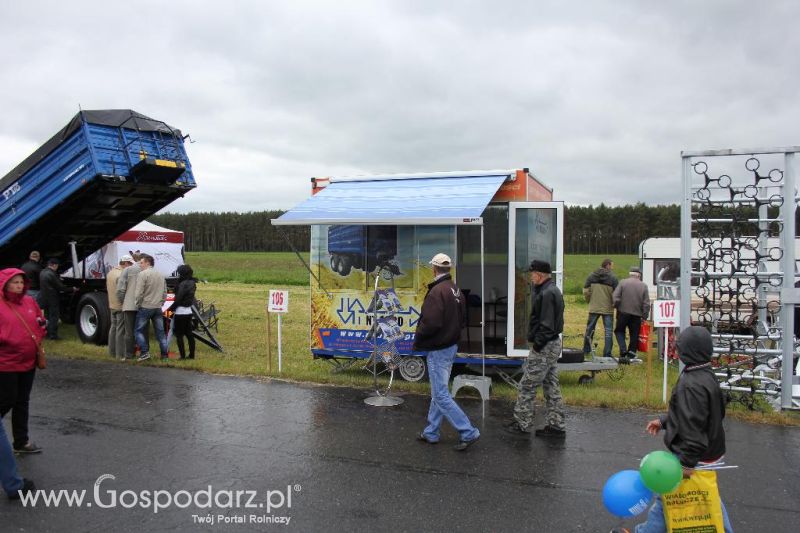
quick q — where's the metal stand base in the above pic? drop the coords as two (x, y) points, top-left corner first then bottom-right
(364, 394), (404, 407)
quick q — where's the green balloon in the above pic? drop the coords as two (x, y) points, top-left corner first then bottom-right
(639, 451), (683, 494)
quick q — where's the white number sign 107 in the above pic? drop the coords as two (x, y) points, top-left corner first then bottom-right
(653, 300), (680, 327)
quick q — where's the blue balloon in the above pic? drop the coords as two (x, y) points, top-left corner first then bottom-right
(602, 470), (654, 518)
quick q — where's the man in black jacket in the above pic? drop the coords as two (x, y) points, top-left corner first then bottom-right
(634, 326), (732, 532)
(38, 258), (75, 340)
(505, 260), (566, 438)
(413, 253), (480, 451)
(19, 251), (42, 301)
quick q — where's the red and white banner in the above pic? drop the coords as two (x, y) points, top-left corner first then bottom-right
(63, 221), (185, 279)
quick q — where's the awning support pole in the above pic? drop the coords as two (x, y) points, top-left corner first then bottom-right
(481, 224), (486, 378)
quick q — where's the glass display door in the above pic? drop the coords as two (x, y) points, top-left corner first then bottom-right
(506, 202), (564, 357)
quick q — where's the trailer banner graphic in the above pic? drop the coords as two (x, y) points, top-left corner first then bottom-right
(311, 293), (421, 351)
(317, 328), (415, 353)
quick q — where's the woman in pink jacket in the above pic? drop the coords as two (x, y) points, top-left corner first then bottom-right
(1, 268), (43, 498)
(0, 268), (46, 455)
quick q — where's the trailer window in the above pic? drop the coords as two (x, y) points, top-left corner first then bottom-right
(652, 259), (700, 287)
(653, 260), (679, 284)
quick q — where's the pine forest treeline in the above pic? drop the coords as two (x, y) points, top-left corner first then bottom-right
(150, 211), (310, 253)
(149, 203), (681, 255)
(564, 203), (680, 255)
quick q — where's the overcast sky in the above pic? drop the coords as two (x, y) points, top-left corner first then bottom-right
(1, 1), (798, 213)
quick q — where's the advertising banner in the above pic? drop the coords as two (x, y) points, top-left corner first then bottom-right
(63, 222), (184, 279)
(310, 224), (455, 355)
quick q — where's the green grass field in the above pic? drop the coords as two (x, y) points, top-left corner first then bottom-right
(46, 252), (798, 425)
(184, 251), (308, 285)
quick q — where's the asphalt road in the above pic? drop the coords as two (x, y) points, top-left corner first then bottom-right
(1, 359), (798, 532)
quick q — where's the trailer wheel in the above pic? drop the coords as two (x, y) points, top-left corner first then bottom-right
(76, 293), (110, 345)
(578, 374), (594, 386)
(330, 255), (339, 273)
(398, 357), (427, 382)
(339, 256), (352, 276)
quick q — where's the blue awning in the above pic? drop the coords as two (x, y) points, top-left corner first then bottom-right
(272, 171), (511, 225)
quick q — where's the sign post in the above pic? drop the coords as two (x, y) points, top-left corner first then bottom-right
(653, 300), (680, 403)
(266, 307), (272, 373)
(268, 290), (289, 372)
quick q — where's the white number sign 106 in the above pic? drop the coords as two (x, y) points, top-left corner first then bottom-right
(268, 290), (289, 313)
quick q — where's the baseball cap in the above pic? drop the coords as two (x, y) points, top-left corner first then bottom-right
(629, 266), (641, 274)
(528, 260), (552, 274)
(429, 253), (452, 267)
(47, 257), (61, 266)
(120, 254), (134, 263)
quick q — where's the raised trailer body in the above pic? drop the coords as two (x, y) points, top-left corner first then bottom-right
(0, 110), (195, 267)
(0, 110), (197, 344)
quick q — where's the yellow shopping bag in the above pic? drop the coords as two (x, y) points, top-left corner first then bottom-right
(662, 470), (725, 532)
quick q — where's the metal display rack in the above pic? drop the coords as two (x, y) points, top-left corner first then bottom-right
(680, 147), (800, 410)
(364, 265), (405, 407)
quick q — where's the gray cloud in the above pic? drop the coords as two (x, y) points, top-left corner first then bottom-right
(1, 0), (798, 213)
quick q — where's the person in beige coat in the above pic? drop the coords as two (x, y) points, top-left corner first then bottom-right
(116, 253), (147, 360)
(106, 255), (133, 358)
(133, 254), (167, 361)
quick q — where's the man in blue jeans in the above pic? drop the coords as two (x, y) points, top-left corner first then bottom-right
(133, 254), (168, 361)
(413, 253), (480, 451)
(1, 418), (35, 500)
(583, 258), (617, 357)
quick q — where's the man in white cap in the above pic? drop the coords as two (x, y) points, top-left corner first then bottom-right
(116, 253), (146, 361)
(413, 253), (480, 451)
(106, 255), (134, 358)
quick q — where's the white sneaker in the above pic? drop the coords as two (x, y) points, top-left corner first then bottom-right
(137, 353), (151, 362)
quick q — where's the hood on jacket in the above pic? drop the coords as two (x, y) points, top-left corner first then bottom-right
(676, 326), (714, 366)
(0, 267), (29, 303)
(585, 268), (616, 287)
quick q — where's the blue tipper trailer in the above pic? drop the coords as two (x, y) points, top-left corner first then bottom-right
(0, 109), (196, 343)
(0, 109), (196, 267)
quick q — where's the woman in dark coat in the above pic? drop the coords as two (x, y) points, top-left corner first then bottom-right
(170, 265), (198, 360)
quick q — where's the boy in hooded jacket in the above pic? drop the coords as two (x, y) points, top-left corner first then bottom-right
(633, 326), (733, 533)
